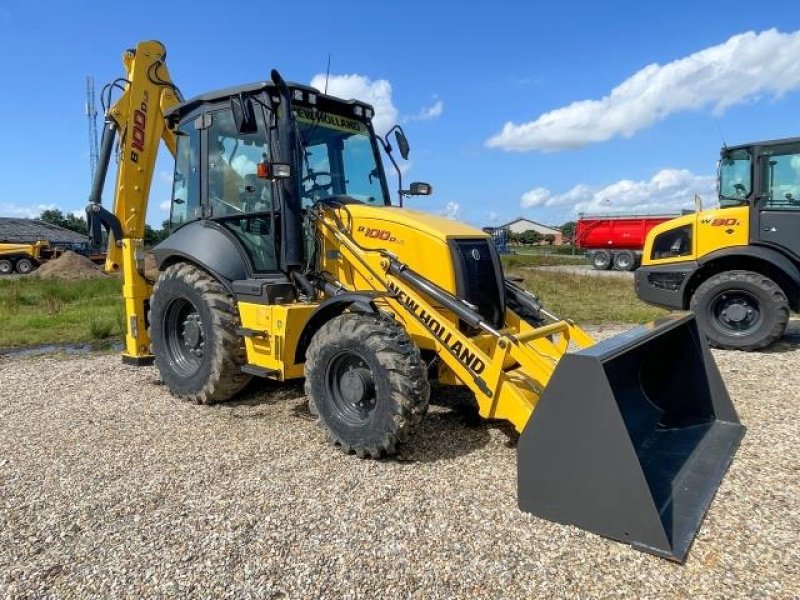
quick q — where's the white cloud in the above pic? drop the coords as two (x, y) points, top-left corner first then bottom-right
(310, 73), (398, 136)
(440, 201), (460, 220)
(521, 169), (716, 215)
(159, 200), (171, 212)
(406, 98), (444, 122)
(158, 170), (173, 185)
(0, 203), (57, 219)
(488, 29), (800, 152)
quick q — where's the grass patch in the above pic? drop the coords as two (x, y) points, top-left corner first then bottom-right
(0, 277), (123, 349)
(501, 254), (584, 269)
(508, 268), (667, 324)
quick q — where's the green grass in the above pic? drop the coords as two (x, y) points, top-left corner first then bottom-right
(0, 277), (124, 349)
(501, 253), (584, 269)
(507, 268), (667, 324)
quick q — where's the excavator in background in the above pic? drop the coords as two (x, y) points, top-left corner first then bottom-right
(637, 138), (800, 350)
(87, 41), (744, 562)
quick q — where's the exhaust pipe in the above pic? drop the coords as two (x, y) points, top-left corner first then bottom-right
(517, 313), (745, 562)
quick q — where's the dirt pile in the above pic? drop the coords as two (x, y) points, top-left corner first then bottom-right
(144, 252), (159, 281)
(34, 251), (108, 281)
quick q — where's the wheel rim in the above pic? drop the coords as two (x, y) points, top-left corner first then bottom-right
(324, 350), (377, 426)
(0, 262), (10, 274)
(617, 255), (632, 269)
(163, 297), (205, 376)
(593, 253), (608, 267)
(17, 261), (31, 274)
(709, 290), (762, 335)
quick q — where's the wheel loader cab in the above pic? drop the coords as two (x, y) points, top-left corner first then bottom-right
(637, 137), (800, 350)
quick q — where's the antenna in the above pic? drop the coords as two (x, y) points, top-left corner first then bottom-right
(324, 53), (331, 94)
(715, 119), (728, 151)
(85, 76), (99, 185)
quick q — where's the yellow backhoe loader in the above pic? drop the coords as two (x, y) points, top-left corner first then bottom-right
(87, 41), (744, 562)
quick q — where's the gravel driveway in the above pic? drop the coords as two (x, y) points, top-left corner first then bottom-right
(1, 324), (798, 598)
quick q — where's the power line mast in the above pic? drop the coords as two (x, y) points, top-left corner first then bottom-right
(85, 75), (99, 184)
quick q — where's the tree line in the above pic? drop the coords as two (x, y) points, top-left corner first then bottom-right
(38, 209), (171, 247)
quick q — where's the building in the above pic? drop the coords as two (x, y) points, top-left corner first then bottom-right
(0, 218), (90, 247)
(494, 217), (564, 244)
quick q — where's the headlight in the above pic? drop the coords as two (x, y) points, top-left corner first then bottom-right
(651, 225), (692, 260)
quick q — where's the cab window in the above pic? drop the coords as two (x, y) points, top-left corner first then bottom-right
(170, 121), (200, 229)
(718, 149), (751, 207)
(760, 146), (800, 210)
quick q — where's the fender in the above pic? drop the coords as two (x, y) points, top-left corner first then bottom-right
(294, 292), (384, 363)
(696, 244), (800, 307)
(150, 220), (251, 283)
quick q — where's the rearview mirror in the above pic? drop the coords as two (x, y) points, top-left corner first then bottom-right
(408, 181), (432, 196)
(395, 129), (410, 160)
(231, 93), (257, 134)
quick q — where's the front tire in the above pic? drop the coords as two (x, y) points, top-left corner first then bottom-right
(305, 313), (430, 458)
(690, 270), (789, 351)
(15, 258), (34, 274)
(150, 263), (251, 403)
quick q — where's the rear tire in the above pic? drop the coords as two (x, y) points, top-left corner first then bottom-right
(591, 250), (612, 270)
(613, 250), (636, 271)
(15, 258), (34, 274)
(690, 270), (789, 351)
(305, 313), (430, 458)
(150, 263), (251, 403)
(0, 259), (11, 275)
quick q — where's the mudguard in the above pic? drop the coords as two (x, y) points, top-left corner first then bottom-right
(150, 220), (250, 282)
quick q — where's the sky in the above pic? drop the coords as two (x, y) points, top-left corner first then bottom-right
(1, 0), (800, 228)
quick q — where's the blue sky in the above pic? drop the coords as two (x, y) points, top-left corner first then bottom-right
(1, 0), (799, 228)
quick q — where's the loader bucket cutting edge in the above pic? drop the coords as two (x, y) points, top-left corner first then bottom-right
(517, 312), (745, 562)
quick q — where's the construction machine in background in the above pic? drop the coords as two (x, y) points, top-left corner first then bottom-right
(0, 240), (62, 275)
(637, 138), (800, 350)
(87, 41), (744, 562)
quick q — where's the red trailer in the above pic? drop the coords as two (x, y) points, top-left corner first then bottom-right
(575, 213), (682, 271)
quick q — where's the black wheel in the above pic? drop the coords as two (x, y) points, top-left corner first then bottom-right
(591, 250), (612, 270)
(613, 250), (636, 271)
(0, 259), (11, 275)
(305, 313), (430, 458)
(15, 258), (34, 274)
(691, 270), (789, 351)
(150, 263), (251, 403)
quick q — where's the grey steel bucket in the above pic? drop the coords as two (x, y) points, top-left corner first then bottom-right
(517, 313), (745, 562)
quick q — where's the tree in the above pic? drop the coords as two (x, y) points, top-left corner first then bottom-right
(543, 234), (556, 245)
(39, 208), (88, 235)
(519, 229), (542, 245)
(144, 220), (171, 247)
(560, 221), (577, 244)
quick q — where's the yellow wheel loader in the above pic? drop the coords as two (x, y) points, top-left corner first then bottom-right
(637, 138), (800, 350)
(87, 41), (744, 562)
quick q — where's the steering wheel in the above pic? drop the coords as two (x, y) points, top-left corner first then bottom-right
(302, 170), (334, 199)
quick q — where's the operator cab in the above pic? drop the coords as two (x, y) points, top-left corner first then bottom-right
(719, 136), (800, 257)
(164, 81), (392, 274)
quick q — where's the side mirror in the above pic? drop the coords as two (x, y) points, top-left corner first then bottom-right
(395, 129), (410, 160)
(231, 93), (257, 134)
(408, 181), (432, 196)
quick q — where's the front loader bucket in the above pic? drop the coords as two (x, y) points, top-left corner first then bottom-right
(517, 313), (744, 562)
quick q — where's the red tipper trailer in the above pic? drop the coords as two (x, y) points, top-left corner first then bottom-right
(576, 213), (682, 271)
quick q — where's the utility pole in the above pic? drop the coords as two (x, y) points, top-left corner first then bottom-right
(85, 76), (99, 185)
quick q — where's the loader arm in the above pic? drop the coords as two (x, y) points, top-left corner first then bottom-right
(86, 40), (181, 364)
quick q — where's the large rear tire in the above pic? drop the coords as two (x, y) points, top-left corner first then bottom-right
(150, 263), (251, 403)
(690, 270), (789, 351)
(305, 313), (430, 458)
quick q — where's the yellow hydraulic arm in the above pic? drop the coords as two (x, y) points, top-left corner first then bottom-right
(86, 40), (181, 364)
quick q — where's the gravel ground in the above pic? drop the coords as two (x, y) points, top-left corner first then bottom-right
(528, 264), (634, 278)
(1, 324), (798, 598)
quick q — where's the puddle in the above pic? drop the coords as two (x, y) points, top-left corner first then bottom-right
(0, 340), (124, 359)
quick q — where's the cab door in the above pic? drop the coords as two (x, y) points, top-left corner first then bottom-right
(755, 143), (800, 258)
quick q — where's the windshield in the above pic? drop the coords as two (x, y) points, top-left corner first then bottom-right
(296, 107), (389, 206)
(718, 149), (751, 207)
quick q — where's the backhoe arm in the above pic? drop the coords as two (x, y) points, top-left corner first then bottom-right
(86, 40), (181, 364)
